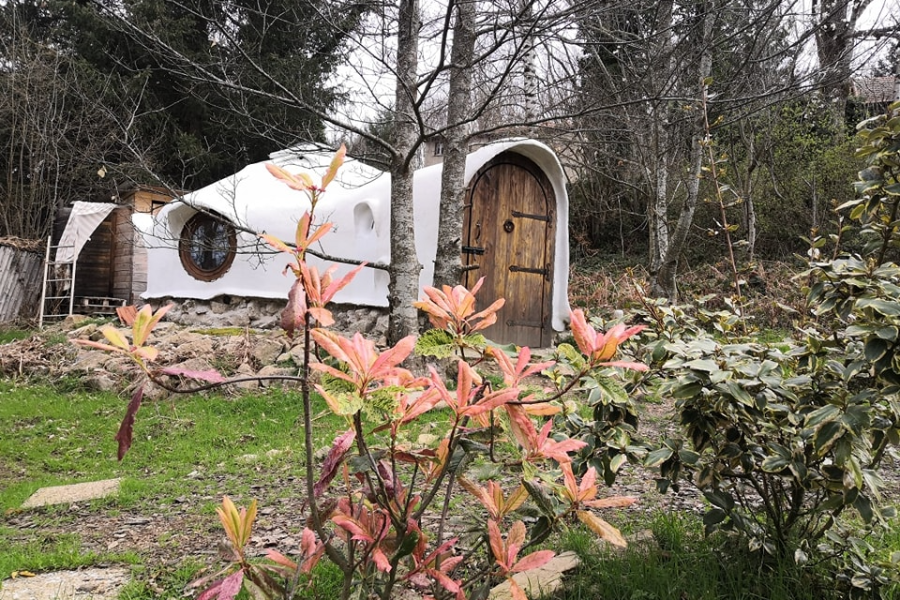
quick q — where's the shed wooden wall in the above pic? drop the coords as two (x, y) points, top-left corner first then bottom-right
(74, 214), (114, 298)
(0, 244), (43, 323)
(125, 188), (176, 215)
(111, 207), (135, 302)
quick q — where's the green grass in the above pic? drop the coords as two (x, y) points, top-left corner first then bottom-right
(0, 328), (31, 345)
(0, 527), (139, 579)
(192, 327), (254, 336)
(117, 559), (206, 600)
(555, 512), (842, 600)
(0, 381), (347, 512)
(0, 379), (350, 583)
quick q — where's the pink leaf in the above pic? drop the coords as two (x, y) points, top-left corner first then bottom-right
(266, 549), (297, 570)
(584, 496), (638, 509)
(487, 520), (506, 568)
(320, 262), (366, 305)
(197, 570), (243, 600)
(281, 279), (307, 339)
(160, 367), (227, 383)
(70, 339), (123, 354)
(115, 385), (143, 461)
(601, 360), (650, 372)
(372, 547), (392, 573)
(307, 306), (335, 327)
(331, 514), (371, 542)
(511, 549), (555, 573)
(369, 335), (416, 378)
(429, 569), (461, 594)
(266, 163), (312, 192)
(259, 233), (294, 255)
(314, 428), (356, 497)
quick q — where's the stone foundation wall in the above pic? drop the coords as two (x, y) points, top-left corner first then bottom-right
(148, 296), (389, 338)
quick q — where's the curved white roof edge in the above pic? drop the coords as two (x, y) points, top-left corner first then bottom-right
(143, 139), (571, 330)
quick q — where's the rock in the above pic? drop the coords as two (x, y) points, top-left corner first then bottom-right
(71, 351), (110, 372)
(22, 478), (122, 508)
(0, 567), (130, 600)
(105, 357), (135, 374)
(251, 314), (280, 329)
(62, 314), (92, 329)
(287, 344), (307, 364)
(252, 338), (286, 366)
(174, 338), (215, 360)
(141, 381), (169, 401)
(235, 362), (258, 390)
(210, 301), (228, 314)
(68, 323), (98, 339)
(489, 551), (581, 600)
(85, 373), (117, 392)
(167, 357), (215, 377)
(256, 365), (297, 387)
(417, 434), (439, 446)
(167, 331), (204, 347)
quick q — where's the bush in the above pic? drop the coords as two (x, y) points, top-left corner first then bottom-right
(631, 102), (900, 598)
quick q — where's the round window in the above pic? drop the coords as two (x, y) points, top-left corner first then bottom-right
(179, 212), (236, 281)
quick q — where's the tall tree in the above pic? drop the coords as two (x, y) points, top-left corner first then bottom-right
(0, 2), (142, 239)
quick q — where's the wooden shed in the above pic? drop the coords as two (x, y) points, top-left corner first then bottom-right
(45, 187), (174, 318)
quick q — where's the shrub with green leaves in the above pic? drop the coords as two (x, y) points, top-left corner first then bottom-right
(641, 102), (900, 598)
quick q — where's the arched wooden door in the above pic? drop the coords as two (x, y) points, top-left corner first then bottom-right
(462, 153), (555, 347)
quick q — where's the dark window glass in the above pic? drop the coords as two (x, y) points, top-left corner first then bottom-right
(179, 212), (236, 281)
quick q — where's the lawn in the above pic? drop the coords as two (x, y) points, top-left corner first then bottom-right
(0, 380), (348, 589)
(0, 370), (898, 599)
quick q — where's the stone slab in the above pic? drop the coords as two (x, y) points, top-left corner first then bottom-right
(489, 551), (581, 600)
(0, 567), (130, 600)
(21, 479), (121, 509)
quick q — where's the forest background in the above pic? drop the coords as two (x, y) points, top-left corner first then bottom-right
(3, 0), (900, 315)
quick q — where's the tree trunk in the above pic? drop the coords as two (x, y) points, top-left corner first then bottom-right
(647, 0), (674, 281)
(653, 1), (715, 300)
(814, 0), (873, 133)
(432, 0), (476, 290)
(387, 0), (422, 344)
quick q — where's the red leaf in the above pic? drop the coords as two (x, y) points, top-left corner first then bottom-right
(281, 279), (307, 339)
(266, 549), (297, 570)
(115, 385), (143, 461)
(429, 569), (461, 594)
(371, 547), (392, 573)
(198, 570), (243, 600)
(314, 428), (356, 497)
(511, 549), (555, 573)
(160, 367), (227, 383)
(487, 520), (506, 569)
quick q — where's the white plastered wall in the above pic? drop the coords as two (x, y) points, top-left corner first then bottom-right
(142, 139), (571, 330)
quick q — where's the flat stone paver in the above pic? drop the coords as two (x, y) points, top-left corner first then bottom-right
(21, 479), (121, 509)
(489, 551), (581, 600)
(0, 568), (130, 600)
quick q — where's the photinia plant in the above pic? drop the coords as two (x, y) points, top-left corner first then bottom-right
(189, 496), (324, 600)
(79, 146), (649, 600)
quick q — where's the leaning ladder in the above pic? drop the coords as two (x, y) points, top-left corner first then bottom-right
(38, 235), (77, 328)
